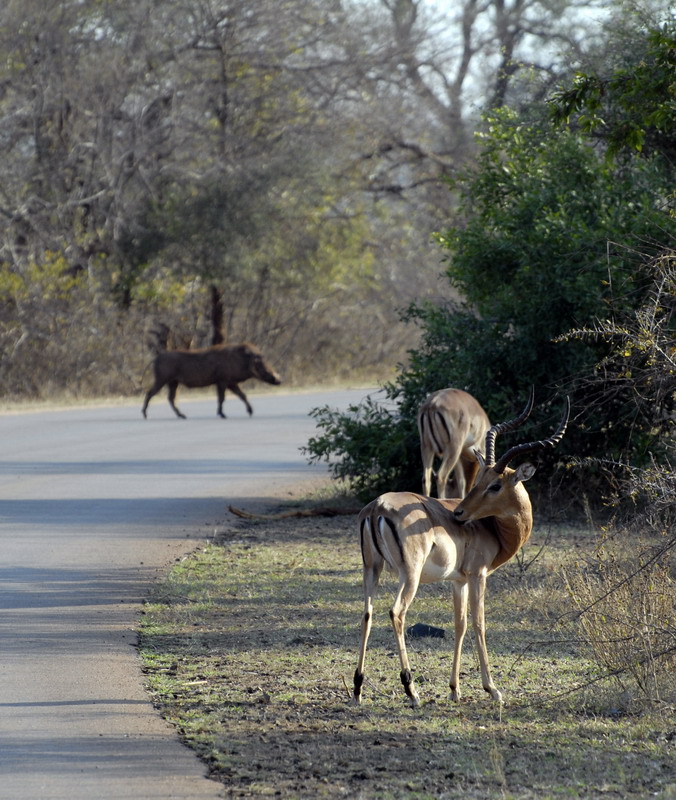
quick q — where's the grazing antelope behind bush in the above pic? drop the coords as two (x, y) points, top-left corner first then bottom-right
(417, 388), (491, 498)
(353, 388), (570, 707)
(142, 342), (281, 420)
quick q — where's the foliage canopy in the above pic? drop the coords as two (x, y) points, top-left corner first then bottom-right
(307, 21), (676, 506)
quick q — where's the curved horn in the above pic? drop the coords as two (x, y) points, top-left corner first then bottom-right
(493, 396), (570, 474)
(484, 386), (535, 466)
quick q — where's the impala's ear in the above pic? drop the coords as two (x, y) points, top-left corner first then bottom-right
(512, 462), (536, 484)
(474, 449), (486, 468)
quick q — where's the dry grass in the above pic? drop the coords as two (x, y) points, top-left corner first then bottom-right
(564, 545), (676, 707)
(139, 497), (676, 799)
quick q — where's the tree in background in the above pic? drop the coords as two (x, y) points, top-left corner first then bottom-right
(0, 0), (627, 399)
(550, 15), (676, 162)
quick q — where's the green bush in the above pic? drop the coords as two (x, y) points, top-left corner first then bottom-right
(305, 107), (675, 504)
(305, 395), (418, 500)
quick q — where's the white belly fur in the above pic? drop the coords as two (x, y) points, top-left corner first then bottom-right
(419, 532), (464, 584)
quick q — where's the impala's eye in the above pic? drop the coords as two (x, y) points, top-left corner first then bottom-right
(488, 482), (502, 493)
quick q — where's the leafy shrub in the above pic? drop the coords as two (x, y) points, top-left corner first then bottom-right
(304, 108), (675, 503)
(305, 395), (418, 500)
(558, 249), (675, 526)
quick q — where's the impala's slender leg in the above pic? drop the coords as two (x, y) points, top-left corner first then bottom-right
(390, 569), (423, 708)
(353, 519), (382, 705)
(353, 565), (382, 704)
(438, 440), (465, 499)
(419, 416), (436, 496)
(468, 571), (502, 702)
(450, 580), (468, 701)
(460, 451), (481, 496)
(421, 451), (435, 496)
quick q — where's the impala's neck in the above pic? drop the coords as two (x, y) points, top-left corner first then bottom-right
(489, 491), (533, 570)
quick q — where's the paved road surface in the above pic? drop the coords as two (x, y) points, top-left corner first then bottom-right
(0, 387), (371, 799)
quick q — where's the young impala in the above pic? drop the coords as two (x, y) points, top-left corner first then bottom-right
(417, 388), (491, 498)
(353, 389), (569, 707)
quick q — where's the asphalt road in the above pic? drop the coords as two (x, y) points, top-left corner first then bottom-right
(0, 387), (371, 799)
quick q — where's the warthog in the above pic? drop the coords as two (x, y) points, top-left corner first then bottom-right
(142, 342), (281, 419)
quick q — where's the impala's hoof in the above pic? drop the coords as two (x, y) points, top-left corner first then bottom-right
(400, 669), (420, 708)
(485, 686), (503, 703)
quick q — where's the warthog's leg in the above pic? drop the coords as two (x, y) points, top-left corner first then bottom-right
(228, 383), (253, 416)
(167, 381), (186, 419)
(142, 380), (164, 418)
(216, 382), (227, 418)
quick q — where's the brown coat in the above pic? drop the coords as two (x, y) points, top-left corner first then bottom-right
(142, 342), (281, 419)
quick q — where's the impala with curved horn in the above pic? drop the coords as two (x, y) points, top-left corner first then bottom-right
(353, 389), (569, 707)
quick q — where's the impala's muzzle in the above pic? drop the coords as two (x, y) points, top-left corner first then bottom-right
(453, 508), (468, 525)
